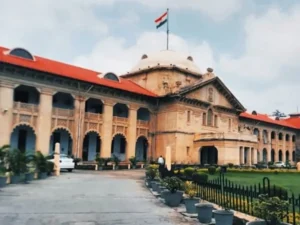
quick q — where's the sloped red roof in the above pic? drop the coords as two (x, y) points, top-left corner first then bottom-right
(0, 46), (157, 97)
(239, 112), (299, 129)
(282, 117), (300, 129)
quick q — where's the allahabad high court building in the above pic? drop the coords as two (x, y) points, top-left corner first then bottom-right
(0, 46), (300, 166)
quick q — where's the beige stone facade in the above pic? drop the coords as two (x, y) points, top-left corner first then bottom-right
(0, 48), (298, 165)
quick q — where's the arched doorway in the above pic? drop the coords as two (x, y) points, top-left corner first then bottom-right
(200, 146), (218, 165)
(82, 132), (101, 161)
(49, 128), (73, 156)
(111, 134), (126, 161)
(278, 150), (283, 161)
(10, 125), (36, 154)
(286, 151), (290, 162)
(262, 148), (267, 162)
(135, 136), (148, 161)
(271, 149), (275, 162)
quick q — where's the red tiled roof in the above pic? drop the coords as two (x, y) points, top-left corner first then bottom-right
(0, 46), (157, 97)
(282, 117), (300, 129)
(239, 112), (299, 129)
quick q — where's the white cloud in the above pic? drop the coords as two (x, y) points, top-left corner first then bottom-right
(127, 0), (243, 21)
(73, 31), (215, 75)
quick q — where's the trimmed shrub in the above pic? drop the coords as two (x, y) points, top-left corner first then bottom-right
(208, 166), (216, 175)
(192, 171), (208, 184)
(228, 163), (234, 168)
(269, 185), (288, 200)
(184, 167), (195, 178)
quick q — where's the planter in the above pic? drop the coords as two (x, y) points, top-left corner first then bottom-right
(114, 166), (119, 170)
(160, 188), (168, 198)
(157, 185), (165, 194)
(145, 178), (152, 188)
(98, 166), (103, 171)
(0, 176), (7, 188)
(10, 175), (21, 184)
(38, 172), (48, 179)
(25, 173), (34, 182)
(164, 191), (184, 207)
(151, 181), (159, 192)
(184, 198), (200, 214)
(195, 203), (214, 223)
(131, 165), (136, 169)
(246, 221), (291, 225)
(214, 210), (234, 225)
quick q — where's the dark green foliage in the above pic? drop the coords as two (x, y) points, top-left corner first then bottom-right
(129, 156), (137, 166)
(95, 154), (105, 166)
(163, 176), (183, 193)
(112, 154), (120, 166)
(228, 163), (234, 168)
(268, 185), (288, 200)
(47, 161), (54, 174)
(192, 171), (208, 184)
(183, 167), (195, 178)
(208, 166), (216, 175)
(7, 149), (28, 175)
(33, 151), (48, 173)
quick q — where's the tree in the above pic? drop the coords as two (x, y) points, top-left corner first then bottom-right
(271, 110), (286, 118)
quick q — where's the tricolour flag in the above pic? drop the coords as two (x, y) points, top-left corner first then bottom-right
(155, 11), (168, 29)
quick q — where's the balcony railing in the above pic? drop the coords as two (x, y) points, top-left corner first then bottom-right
(52, 107), (74, 118)
(113, 116), (128, 124)
(137, 120), (149, 127)
(85, 112), (102, 121)
(13, 102), (39, 113)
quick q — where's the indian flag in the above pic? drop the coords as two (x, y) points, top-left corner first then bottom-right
(155, 11), (168, 29)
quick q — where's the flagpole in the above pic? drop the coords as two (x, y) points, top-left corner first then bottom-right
(167, 8), (169, 50)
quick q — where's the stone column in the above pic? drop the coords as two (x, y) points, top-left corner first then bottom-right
(252, 148), (257, 164)
(247, 147), (251, 166)
(240, 146), (244, 165)
(126, 105), (138, 160)
(101, 101), (114, 158)
(36, 88), (53, 155)
(74, 96), (85, 158)
(54, 142), (60, 176)
(0, 80), (14, 147)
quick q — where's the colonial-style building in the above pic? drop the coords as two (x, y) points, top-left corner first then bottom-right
(0, 46), (299, 165)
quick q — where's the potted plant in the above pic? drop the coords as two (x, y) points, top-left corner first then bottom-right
(129, 156), (137, 169)
(213, 201), (234, 225)
(24, 154), (36, 182)
(195, 201), (214, 224)
(183, 181), (200, 214)
(0, 145), (9, 187)
(249, 194), (289, 225)
(162, 176), (184, 207)
(46, 161), (54, 176)
(112, 154), (120, 170)
(95, 155), (105, 171)
(7, 149), (27, 184)
(146, 164), (159, 190)
(33, 151), (48, 179)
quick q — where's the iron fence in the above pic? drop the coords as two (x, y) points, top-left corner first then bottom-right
(194, 174), (300, 225)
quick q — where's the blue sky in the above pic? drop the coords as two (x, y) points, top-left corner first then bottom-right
(1, 0), (300, 114)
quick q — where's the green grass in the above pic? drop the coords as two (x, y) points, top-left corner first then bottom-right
(209, 172), (300, 195)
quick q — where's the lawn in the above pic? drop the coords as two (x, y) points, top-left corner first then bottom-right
(209, 172), (300, 195)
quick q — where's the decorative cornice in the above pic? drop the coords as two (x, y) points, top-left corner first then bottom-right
(154, 130), (195, 135)
(195, 138), (257, 144)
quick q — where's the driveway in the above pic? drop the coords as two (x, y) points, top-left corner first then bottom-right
(0, 170), (197, 225)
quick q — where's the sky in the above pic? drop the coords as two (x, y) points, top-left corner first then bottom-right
(1, 0), (300, 115)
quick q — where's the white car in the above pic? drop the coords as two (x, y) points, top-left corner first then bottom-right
(273, 161), (285, 168)
(48, 154), (75, 172)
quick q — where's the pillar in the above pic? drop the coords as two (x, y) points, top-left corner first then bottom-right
(101, 101), (113, 158)
(246, 147), (251, 166)
(54, 142), (60, 176)
(0, 80), (14, 147)
(36, 88), (53, 155)
(240, 146), (244, 165)
(252, 148), (257, 164)
(74, 96), (85, 158)
(126, 105), (138, 160)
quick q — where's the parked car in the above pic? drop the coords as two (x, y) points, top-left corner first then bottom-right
(273, 161), (285, 168)
(47, 154), (75, 172)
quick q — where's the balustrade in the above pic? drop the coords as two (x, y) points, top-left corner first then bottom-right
(13, 102), (39, 113)
(52, 107), (74, 118)
(85, 112), (102, 121)
(113, 116), (128, 124)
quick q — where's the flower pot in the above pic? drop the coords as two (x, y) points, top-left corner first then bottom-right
(214, 210), (234, 225)
(246, 221), (290, 225)
(114, 166), (119, 170)
(157, 185), (165, 194)
(38, 172), (48, 179)
(145, 178), (152, 188)
(25, 173), (34, 182)
(10, 175), (21, 184)
(0, 176), (7, 188)
(160, 188), (168, 198)
(151, 181), (159, 192)
(164, 191), (184, 207)
(98, 166), (103, 171)
(195, 203), (214, 223)
(184, 198), (200, 214)
(131, 165), (136, 169)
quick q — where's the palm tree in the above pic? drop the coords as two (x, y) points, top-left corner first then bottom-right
(0, 145), (9, 175)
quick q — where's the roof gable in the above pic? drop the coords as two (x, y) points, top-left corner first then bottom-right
(0, 46), (157, 97)
(175, 77), (246, 112)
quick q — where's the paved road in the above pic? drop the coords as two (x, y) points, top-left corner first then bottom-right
(0, 170), (197, 225)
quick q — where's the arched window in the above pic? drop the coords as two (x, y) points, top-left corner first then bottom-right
(207, 109), (213, 126)
(103, 72), (119, 82)
(214, 115), (218, 127)
(9, 48), (34, 60)
(202, 113), (207, 126)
